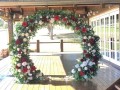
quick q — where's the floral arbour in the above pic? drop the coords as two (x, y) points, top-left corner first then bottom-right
(9, 10), (101, 84)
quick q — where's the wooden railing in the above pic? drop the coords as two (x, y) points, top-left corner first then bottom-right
(30, 39), (80, 52)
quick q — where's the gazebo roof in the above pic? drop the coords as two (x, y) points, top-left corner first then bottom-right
(0, 0), (119, 21)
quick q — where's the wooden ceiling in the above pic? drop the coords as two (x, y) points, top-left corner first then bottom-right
(0, 0), (119, 21)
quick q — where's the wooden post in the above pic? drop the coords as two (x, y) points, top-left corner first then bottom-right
(60, 39), (63, 52)
(36, 40), (40, 52)
(8, 17), (13, 44)
(47, 23), (53, 40)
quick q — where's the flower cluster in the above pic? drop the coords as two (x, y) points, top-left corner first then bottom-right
(9, 10), (101, 83)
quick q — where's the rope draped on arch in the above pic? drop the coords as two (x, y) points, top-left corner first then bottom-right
(9, 10), (101, 83)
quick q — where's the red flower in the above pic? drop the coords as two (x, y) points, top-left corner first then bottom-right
(80, 59), (84, 62)
(42, 16), (48, 22)
(31, 66), (36, 71)
(16, 65), (19, 69)
(82, 27), (87, 33)
(83, 50), (87, 53)
(89, 38), (95, 45)
(22, 22), (28, 27)
(86, 53), (90, 58)
(16, 39), (22, 45)
(18, 49), (22, 54)
(21, 57), (27, 62)
(29, 19), (34, 23)
(90, 67), (94, 72)
(54, 15), (60, 21)
(22, 67), (28, 73)
(75, 26), (80, 30)
(67, 22), (71, 26)
(80, 71), (85, 76)
(82, 39), (86, 42)
(71, 16), (77, 21)
(62, 17), (67, 22)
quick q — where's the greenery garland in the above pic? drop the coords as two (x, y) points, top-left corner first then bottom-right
(9, 10), (101, 83)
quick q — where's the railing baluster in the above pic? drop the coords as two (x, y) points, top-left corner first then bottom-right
(60, 39), (63, 52)
(36, 40), (40, 52)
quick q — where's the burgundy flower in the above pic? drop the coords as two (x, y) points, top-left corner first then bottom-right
(80, 59), (84, 62)
(42, 16), (48, 22)
(83, 50), (87, 54)
(21, 57), (27, 62)
(89, 38), (95, 45)
(67, 22), (71, 26)
(18, 49), (22, 54)
(54, 15), (60, 21)
(75, 26), (80, 30)
(62, 17), (67, 22)
(29, 19), (34, 23)
(31, 66), (36, 71)
(16, 39), (23, 45)
(71, 16), (77, 21)
(22, 67), (28, 73)
(82, 39), (86, 42)
(86, 53), (90, 58)
(16, 65), (19, 69)
(90, 67), (94, 72)
(82, 27), (87, 33)
(80, 71), (85, 76)
(22, 22), (28, 27)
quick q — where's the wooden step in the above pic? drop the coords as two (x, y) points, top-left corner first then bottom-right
(115, 84), (120, 90)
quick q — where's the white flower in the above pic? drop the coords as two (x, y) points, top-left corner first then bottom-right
(39, 16), (42, 18)
(50, 18), (54, 23)
(17, 63), (21, 67)
(92, 50), (96, 53)
(28, 73), (32, 76)
(23, 38), (27, 42)
(21, 33), (24, 37)
(25, 33), (29, 37)
(88, 36), (91, 39)
(18, 54), (21, 58)
(84, 67), (88, 70)
(39, 21), (43, 25)
(78, 21), (81, 24)
(22, 62), (27, 66)
(88, 43), (91, 46)
(78, 68), (81, 71)
(39, 72), (43, 76)
(27, 70), (30, 73)
(26, 16), (28, 18)
(84, 75), (88, 79)
(23, 49), (26, 53)
(29, 30), (31, 33)
(28, 77), (33, 80)
(71, 69), (76, 74)
(83, 36), (87, 39)
(26, 27), (28, 29)
(75, 64), (79, 68)
(17, 48), (20, 51)
(46, 16), (49, 18)
(36, 74), (39, 78)
(27, 65), (30, 69)
(35, 20), (38, 23)
(58, 21), (61, 24)
(88, 61), (93, 66)
(18, 69), (21, 72)
(81, 61), (87, 67)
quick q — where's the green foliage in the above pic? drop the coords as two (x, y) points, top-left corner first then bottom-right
(9, 10), (101, 83)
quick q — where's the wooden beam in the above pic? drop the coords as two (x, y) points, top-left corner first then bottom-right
(8, 16), (13, 44)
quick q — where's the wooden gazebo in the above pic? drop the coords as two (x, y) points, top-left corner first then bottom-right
(0, 0), (119, 43)
(0, 1), (120, 90)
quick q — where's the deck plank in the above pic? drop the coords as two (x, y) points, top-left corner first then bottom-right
(0, 55), (120, 90)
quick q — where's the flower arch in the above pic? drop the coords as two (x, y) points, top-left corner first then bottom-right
(9, 10), (101, 83)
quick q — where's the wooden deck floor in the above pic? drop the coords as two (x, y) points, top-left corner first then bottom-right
(0, 54), (120, 90)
